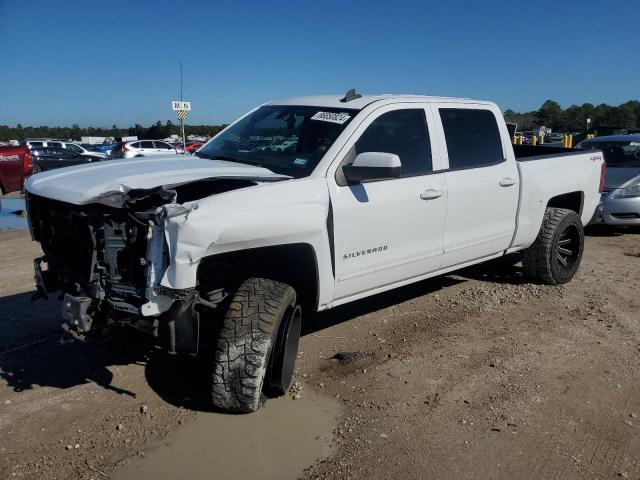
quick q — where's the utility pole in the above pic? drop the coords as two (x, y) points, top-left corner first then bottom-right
(171, 63), (191, 152)
(180, 62), (186, 153)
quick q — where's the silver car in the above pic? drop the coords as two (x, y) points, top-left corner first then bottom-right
(112, 140), (185, 159)
(577, 134), (640, 226)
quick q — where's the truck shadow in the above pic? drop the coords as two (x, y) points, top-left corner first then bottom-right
(0, 256), (527, 412)
(145, 274), (470, 412)
(455, 254), (529, 285)
(0, 291), (152, 398)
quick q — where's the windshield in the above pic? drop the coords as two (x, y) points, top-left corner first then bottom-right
(196, 105), (358, 177)
(577, 141), (640, 167)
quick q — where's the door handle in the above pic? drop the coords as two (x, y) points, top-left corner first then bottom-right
(420, 189), (444, 200)
(499, 177), (516, 187)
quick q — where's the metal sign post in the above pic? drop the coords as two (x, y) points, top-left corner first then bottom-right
(181, 115), (186, 153)
(172, 101), (191, 154)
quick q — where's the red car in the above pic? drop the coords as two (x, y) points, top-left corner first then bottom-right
(0, 146), (33, 194)
(185, 141), (204, 152)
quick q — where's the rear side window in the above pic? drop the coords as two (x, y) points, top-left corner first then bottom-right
(48, 142), (62, 148)
(440, 109), (504, 169)
(30, 142), (44, 147)
(140, 141), (154, 149)
(355, 109), (432, 177)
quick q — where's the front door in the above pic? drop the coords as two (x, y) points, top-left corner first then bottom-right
(328, 105), (448, 300)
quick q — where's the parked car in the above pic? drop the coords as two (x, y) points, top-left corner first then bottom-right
(26, 92), (604, 413)
(20, 139), (50, 149)
(0, 146), (32, 194)
(21, 140), (107, 158)
(89, 144), (116, 156)
(111, 140), (185, 159)
(30, 147), (104, 173)
(61, 142), (107, 158)
(184, 140), (204, 152)
(577, 134), (640, 225)
(544, 133), (564, 143)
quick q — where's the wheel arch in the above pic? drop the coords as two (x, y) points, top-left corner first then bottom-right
(546, 191), (584, 216)
(196, 242), (320, 313)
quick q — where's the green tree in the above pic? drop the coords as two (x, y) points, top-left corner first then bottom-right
(536, 100), (563, 129)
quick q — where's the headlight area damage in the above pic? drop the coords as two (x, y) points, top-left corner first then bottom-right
(28, 178), (258, 354)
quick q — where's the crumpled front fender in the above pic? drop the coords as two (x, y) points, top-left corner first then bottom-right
(157, 179), (332, 295)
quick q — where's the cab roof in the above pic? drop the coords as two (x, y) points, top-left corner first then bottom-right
(268, 94), (494, 110)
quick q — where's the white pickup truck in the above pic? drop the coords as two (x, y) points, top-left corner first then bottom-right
(26, 91), (605, 412)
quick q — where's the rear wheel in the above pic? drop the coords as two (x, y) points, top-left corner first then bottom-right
(523, 208), (584, 285)
(209, 278), (301, 413)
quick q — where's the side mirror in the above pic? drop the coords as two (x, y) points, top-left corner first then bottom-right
(342, 152), (401, 184)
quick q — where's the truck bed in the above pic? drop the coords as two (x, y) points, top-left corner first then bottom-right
(513, 144), (580, 160)
(510, 147), (604, 252)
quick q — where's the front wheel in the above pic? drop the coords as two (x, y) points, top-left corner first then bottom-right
(209, 278), (301, 413)
(523, 207), (584, 285)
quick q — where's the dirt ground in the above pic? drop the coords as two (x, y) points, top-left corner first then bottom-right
(1, 225), (639, 479)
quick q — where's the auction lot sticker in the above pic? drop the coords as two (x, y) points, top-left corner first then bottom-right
(311, 111), (351, 124)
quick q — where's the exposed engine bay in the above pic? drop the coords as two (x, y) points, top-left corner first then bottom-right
(27, 178), (258, 354)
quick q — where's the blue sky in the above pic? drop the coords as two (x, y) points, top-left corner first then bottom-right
(0, 0), (638, 127)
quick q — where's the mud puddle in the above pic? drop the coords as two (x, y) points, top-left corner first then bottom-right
(114, 389), (340, 480)
(0, 198), (27, 230)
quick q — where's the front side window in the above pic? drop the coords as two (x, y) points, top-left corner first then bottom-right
(440, 109), (504, 169)
(66, 144), (82, 153)
(355, 109), (432, 177)
(154, 141), (172, 150)
(58, 148), (75, 157)
(197, 105), (357, 178)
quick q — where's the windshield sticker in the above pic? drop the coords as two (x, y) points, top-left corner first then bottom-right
(311, 111), (351, 124)
(293, 158), (308, 166)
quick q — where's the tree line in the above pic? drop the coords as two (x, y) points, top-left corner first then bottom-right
(504, 100), (640, 132)
(2, 99), (639, 142)
(0, 120), (228, 142)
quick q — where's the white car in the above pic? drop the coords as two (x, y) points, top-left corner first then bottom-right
(23, 140), (107, 158)
(114, 140), (185, 158)
(26, 91), (605, 413)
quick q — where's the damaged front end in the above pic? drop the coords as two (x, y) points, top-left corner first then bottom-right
(27, 183), (232, 354)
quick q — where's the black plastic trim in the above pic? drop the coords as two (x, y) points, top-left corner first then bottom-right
(342, 164), (402, 184)
(327, 200), (335, 277)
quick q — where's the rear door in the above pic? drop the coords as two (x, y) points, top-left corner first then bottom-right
(328, 104), (447, 300)
(432, 104), (519, 267)
(139, 141), (155, 155)
(56, 148), (82, 168)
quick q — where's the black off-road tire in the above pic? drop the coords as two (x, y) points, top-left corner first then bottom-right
(210, 278), (300, 413)
(523, 208), (584, 285)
